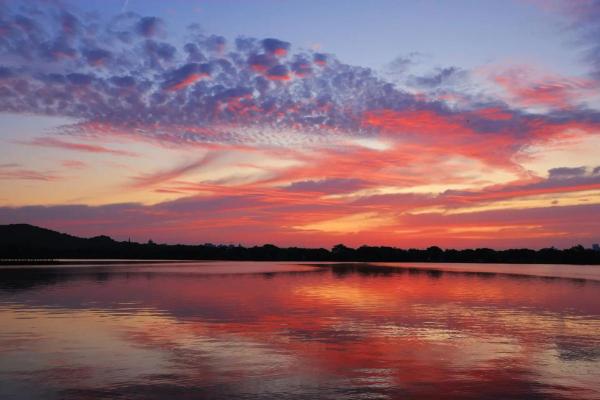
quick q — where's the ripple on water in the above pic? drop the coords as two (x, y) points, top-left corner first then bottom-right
(0, 261), (599, 400)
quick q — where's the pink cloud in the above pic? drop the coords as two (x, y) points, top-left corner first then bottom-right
(24, 137), (137, 157)
(61, 160), (87, 169)
(129, 154), (217, 189)
(489, 67), (597, 109)
(0, 164), (61, 181)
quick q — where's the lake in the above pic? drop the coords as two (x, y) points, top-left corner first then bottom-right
(1, 261), (599, 399)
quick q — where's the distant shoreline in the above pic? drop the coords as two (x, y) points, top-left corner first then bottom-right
(2, 224), (600, 265)
(2, 258), (600, 267)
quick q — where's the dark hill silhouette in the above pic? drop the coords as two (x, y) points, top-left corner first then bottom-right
(1, 224), (599, 264)
(0, 224), (83, 247)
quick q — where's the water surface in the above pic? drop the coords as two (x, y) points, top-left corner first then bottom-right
(1, 261), (599, 399)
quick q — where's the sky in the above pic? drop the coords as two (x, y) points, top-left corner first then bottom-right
(1, 0), (600, 249)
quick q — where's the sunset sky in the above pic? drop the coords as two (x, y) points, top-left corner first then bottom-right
(1, 0), (600, 248)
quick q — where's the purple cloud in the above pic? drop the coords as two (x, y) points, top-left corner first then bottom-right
(548, 166), (587, 179)
(136, 16), (163, 37)
(313, 53), (327, 66)
(284, 178), (369, 194)
(248, 53), (275, 72)
(83, 48), (111, 67)
(409, 67), (467, 88)
(558, 0), (600, 79)
(265, 64), (290, 81)
(163, 63), (212, 91)
(262, 38), (290, 56)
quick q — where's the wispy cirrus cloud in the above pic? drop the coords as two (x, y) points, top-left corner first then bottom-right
(1, 176), (599, 248)
(21, 137), (137, 157)
(489, 66), (598, 110)
(561, 0), (600, 79)
(129, 154), (217, 189)
(61, 160), (87, 169)
(0, 163), (61, 181)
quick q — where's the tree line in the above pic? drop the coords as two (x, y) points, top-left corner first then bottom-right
(1, 224), (600, 264)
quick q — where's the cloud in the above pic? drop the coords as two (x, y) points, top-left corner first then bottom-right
(537, 1), (600, 79)
(0, 67), (13, 79)
(0, 0), (598, 156)
(0, 2), (417, 146)
(61, 160), (87, 169)
(293, 212), (393, 233)
(284, 178), (369, 194)
(0, 163), (61, 181)
(136, 16), (164, 37)
(129, 155), (216, 189)
(426, 167), (600, 213)
(60, 12), (80, 36)
(1, 189), (599, 248)
(265, 64), (290, 81)
(290, 57), (313, 77)
(490, 67), (597, 110)
(82, 48), (112, 67)
(386, 53), (422, 76)
(66, 73), (94, 85)
(409, 67), (467, 88)
(247, 53), (274, 72)
(548, 166), (587, 179)
(143, 39), (177, 66)
(567, 0), (600, 78)
(313, 53), (327, 66)
(261, 38), (290, 56)
(22, 137), (137, 157)
(163, 63), (212, 91)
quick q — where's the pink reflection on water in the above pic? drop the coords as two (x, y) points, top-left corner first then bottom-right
(0, 262), (599, 399)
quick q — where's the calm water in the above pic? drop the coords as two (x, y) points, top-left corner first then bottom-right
(1, 261), (599, 400)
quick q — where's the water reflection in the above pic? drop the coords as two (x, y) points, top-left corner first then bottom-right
(1, 262), (599, 399)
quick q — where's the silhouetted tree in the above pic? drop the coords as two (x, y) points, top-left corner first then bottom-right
(1, 224), (600, 265)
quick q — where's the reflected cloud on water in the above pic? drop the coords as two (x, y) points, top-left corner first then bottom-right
(0, 262), (599, 399)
